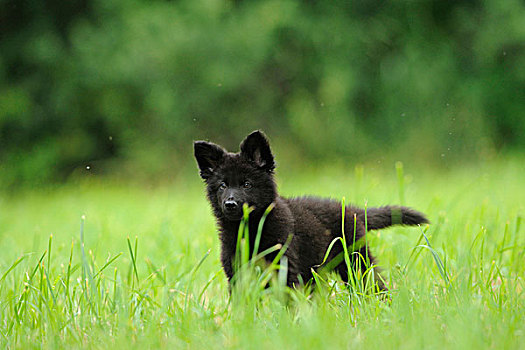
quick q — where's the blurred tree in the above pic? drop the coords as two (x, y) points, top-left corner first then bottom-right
(0, 0), (524, 187)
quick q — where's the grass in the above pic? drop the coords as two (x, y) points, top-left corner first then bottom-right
(0, 158), (524, 349)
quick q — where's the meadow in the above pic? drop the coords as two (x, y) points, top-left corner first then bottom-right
(0, 158), (523, 349)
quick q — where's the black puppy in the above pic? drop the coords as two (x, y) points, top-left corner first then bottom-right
(194, 130), (428, 289)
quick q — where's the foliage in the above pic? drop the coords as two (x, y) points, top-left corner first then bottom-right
(1, 0), (525, 186)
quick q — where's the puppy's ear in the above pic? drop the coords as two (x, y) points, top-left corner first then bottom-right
(240, 130), (275, 172)
(194, 141), (226, 179)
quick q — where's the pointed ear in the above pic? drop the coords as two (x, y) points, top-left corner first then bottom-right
(194, 141), (226, 179)
(240, 130), (275, 172)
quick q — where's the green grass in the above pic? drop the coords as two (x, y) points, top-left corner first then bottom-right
(0, 158), (524, 348)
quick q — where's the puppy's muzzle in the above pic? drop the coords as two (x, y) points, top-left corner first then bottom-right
(224, 200), (239, 211)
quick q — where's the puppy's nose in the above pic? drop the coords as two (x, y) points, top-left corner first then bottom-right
(224, 200), (238, 210)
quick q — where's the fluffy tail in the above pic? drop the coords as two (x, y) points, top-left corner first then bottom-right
(364, 206), (429, 231)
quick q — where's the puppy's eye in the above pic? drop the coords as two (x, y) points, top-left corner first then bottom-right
(219, 182), (227, 190)
(243, 181), (252, 189)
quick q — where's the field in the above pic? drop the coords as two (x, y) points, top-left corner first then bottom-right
(0, 158), (524, 349)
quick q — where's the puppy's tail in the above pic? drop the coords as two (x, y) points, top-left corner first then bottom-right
(364, 206), (429, 231)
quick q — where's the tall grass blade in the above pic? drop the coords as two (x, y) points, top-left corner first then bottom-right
(0, 255), (28, 283)
(184, 249), (211, 313)
(94, 252), (123, 279)
(418, 227), (450, 285)
(395, 161), (405, 205)
(127, 236), (140, 286)
(253, 202), (275, 258)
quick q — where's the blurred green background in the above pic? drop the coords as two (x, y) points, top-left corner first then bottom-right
(1, 0), (524, 188)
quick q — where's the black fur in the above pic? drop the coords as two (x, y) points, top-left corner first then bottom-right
(194, 130), (429, 290)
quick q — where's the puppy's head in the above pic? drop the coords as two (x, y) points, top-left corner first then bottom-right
(194, 130), (276, 220)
